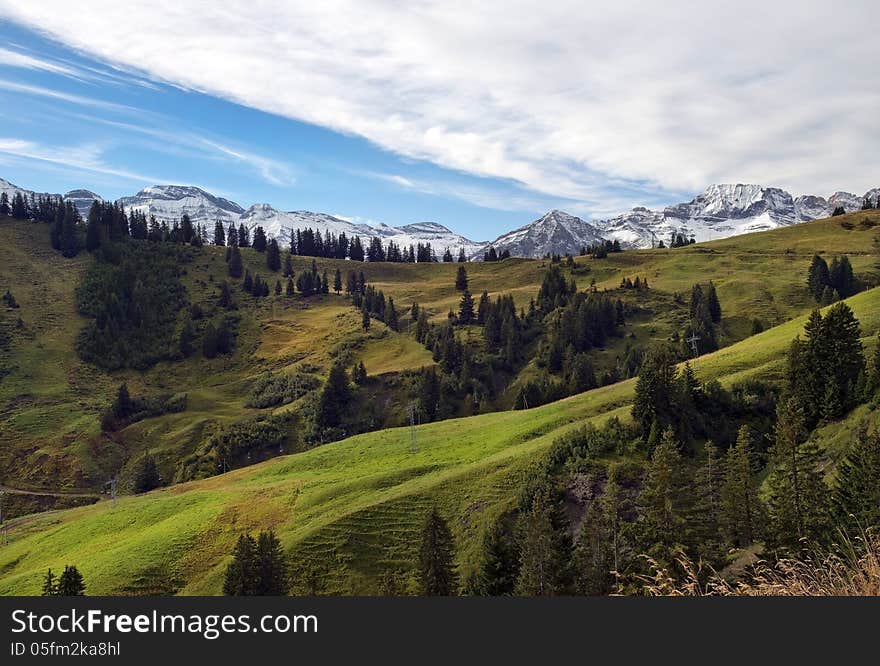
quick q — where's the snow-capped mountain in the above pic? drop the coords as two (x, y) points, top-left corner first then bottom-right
(3, 175), (878, 259)
(118, 185), (245, 227)
(64, 189), (102, 219)
(480, 210), (606, 259)
(237, 204), (485, 256)
(0, 177), (54, 202)
(594, 183), (877, 249)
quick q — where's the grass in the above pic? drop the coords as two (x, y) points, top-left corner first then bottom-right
(2, 211), (878, 492)
(1, 284), (878, 596)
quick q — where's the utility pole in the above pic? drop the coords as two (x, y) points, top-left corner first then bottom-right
(686, 332), (701, 359)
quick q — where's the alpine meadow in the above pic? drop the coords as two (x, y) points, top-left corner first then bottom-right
(1, 1), (879, 605)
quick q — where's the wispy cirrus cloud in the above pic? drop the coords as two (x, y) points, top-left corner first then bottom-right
(0, 136), (162, 183)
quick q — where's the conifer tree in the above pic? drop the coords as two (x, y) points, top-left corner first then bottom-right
(274, 279), (282, 295)
(419, 508), (458, 595)
(515, 492), (567, 596)
(255, 530), (288, 595)
(362, 307), (371, 332)
(807, 255), (830, 301)
(283, 252), (294, 278)
(41, 569), (58, 596)
(458, 247), (467, 263)
(333, 268), (342, 294)
(223, 534), (258, 595)
(386, 297), (399, 331)
(316, 360), (351, 429)
(473, 522), (518, 596)
(833, 429), (880, 534)
(720, 426), (762, 547)
(458, 289), (475, 325)
(252, 226), (267, 252)
(0, 191), (8, 216)
(706, 281), (722, 323)
(213, 220), (226, 246)
(57, 565), (86, 596)
(766, 397), (830, 551)
(286, 278), (294, 296)
(228, 245), (243, 279)
(455, 265), (468, 291)
(266, 238), (281, 271)
(687, 440), (724, 562)
(637, 428), (688, 566)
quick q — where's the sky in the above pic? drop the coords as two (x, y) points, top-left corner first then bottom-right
(0, 1), (877, 241)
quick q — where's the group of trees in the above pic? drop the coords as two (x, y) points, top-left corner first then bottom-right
(223, 531), (288, 595)
(286, 226), (461, 263)
(683, 281), (722, 355)
(42, 566), (86, 596)
(807, 254), (856, 304)
(483, 246), (512, 262)
(579, 240), (623, 257)
(784, 303), (866, 426)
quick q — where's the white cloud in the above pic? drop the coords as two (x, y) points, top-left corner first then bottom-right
(0, 136), (161, 182)
(2, 0), (878, 208)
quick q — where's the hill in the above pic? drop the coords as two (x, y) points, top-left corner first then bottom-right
(1, 209), (878, 495)
(1, 284), (877, 595)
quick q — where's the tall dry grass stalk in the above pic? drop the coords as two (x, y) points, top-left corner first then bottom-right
(638, 531), (880, 596)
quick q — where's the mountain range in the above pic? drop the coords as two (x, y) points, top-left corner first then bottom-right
(1, 177), (877, 259)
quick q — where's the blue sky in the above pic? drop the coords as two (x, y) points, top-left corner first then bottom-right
(0, 2), (877, 240)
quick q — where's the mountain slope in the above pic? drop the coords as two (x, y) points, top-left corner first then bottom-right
(482, 209), (606, 258)
(2, 286), (877, 595)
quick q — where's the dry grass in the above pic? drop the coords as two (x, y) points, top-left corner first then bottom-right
(638, 532), (880, 596)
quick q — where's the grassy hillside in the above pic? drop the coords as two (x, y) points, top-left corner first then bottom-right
(0, 210), (878, 494)
(2, 286), (877, 596)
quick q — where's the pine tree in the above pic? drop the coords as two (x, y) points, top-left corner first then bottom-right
(687, 441), (724, 562)
(632, 345), (678, 442)
(283, 252), (294, 278)
(255, 530), (288, 595)
(316, 360), (351, 429)
(807, 255), (830, 301)
(515, 492), (566, 596)
(266, 238), (281, 271)
(286, 278), (294, 296)
(706, 281), (722, 323)
(829, 255), (855, 298)
(766, 397), (830, 551)
(637, 428), (688, 566)
(455, 265), (468, 291)
(213, 220), (226, 246)
(41, 569), (58, 596)
(419, 508), (458, 595)
(228, 245), (243, 279)
(419, 367), (441, 421)
(131, 451), (162, 493)
(833, 429), (880, 534)
(720, 426), (762, 547)
(85, 201), (102, 252)
(473, 522), (518, 595)
(458, 247), (467, 263)
(57, 565), (86, 596)
(252, 226), (267, 252)
(333, 268), (342, 294)
(822, 302), (865, 419)
(0, 191), (9, 216)
(223, 534), (258, 595)
(362, 307), (371, 332)
(386, 297), (399, 331)
(458, 289), (475, 325)
(274, 280), (282, 296)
